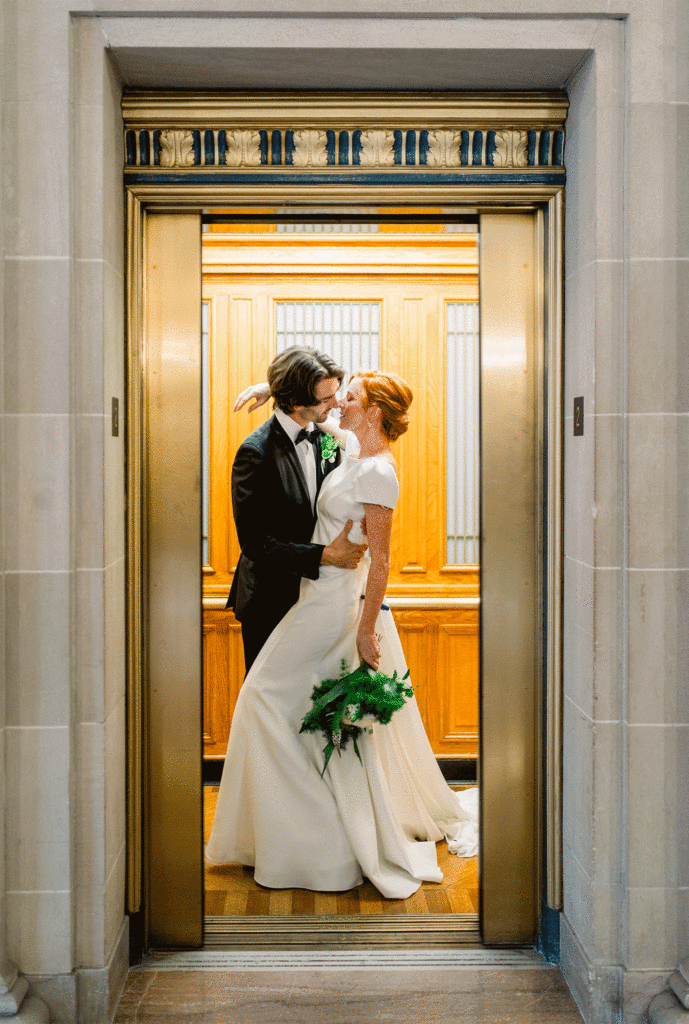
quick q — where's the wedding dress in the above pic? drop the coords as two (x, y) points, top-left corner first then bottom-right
(206, 453), (479, 899)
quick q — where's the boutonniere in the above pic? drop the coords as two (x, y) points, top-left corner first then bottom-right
(319, 433), (343, 470)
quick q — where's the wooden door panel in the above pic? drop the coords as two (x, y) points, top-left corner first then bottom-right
(393, 609), (478, 760)
(203, 611), (244, 759)
(206, 291), (272, 593)
(436, 620), (480, 756)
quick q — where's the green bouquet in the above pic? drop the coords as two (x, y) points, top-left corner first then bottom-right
(300, 659), (413, 775)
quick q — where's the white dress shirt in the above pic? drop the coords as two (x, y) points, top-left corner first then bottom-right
(275, 408), (318, 511)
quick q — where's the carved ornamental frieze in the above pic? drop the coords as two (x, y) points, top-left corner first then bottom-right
(122, 93), (567, 177)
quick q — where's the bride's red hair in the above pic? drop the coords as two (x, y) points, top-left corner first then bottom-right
(352, 371), (413, 443)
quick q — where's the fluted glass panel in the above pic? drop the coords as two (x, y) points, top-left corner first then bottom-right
(446, 301), (480, 565)
(276, 222), (380, 233)
(275, 301), (381, 380)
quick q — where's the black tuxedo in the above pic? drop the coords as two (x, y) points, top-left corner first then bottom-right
(226, 415), (341, 671)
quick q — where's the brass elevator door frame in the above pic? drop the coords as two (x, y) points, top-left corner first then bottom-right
(143, 213), (204, 947)
(133, 200), (562, 950)
(479, 213), (539, 942)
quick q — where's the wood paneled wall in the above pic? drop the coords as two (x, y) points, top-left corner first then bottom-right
(202, 232), (479, 762)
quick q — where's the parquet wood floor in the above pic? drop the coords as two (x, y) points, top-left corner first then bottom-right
(204, 785), (478, 916)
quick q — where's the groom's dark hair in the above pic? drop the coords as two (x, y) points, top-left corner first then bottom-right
(268, 347), (345, 413)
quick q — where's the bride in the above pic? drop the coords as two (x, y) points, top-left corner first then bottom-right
(206, 370), (478, 899)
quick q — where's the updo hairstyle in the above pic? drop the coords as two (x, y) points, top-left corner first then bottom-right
(353, 371), (413, 443)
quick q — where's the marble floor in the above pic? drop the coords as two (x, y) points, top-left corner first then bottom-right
(113, 955), (584, 1023)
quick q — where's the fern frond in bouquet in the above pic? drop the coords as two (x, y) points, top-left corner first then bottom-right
(300, 659), (413, 775)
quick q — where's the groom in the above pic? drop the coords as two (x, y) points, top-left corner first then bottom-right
(227, 347), (367, 672)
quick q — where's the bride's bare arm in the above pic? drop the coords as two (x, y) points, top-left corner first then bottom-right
(234, 382), (270, 413)
(235, 388), (349, 446)
(357, 503), (393, 670)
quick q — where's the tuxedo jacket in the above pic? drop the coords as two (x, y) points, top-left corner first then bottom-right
(226, 415), (342, 630)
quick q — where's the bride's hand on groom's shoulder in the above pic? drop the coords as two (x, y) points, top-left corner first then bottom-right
(357, 627), (380, 672)
(234, 382), (270, 413)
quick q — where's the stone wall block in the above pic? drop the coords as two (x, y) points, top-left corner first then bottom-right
(104, 845), (126, 962)
(75, 413), (105, 571)
(592, 414), (623, 569)
(627, 259), (689, 415)
(76, 569), (106, 725)
(590, 881), (623, 965)
(74, 259), (105, 417)
(560, 913), (622, 1024)
(102, 53), (125, 274)
(104, 697), (125, 884)
(74, 103), (105, 263)
(7, 893), (72, 977)
(590, 19), (625, 110)
(76, 722), (105, 897)
(628, 570), (689, 726)
(563, 698), (594, 873)
(1, 99), (70, 259)
(673, 0), (689, 103)
(592, 567), (623, 723)
(5, 0), (70, 104)
(563, 593), (594, 722)
(6, 727), (71, 894)
(628, 415), (689, 570)
(565, 260), (595, 402)
(4, 259), (71, 415)
(102, 260), (124, 418)
(73, 12), (109, 109)
(75, 720), (105, 966)
(591, 720), (623, 885)
(563, 836), (593, 957)
(593, 259), (624, 417)
(4, 415), (70, 572)
(627, 103), (689, 260)
(5, 573), (70, 728)
(627, 725), (689, 891)
(563, 113), (596, 274)
(626, 2), (689, 104)
(564, 426), (595, 569)
(592, 104), (624, 262)
(104, 557), (126, 721)
(627, 886), (689, 970)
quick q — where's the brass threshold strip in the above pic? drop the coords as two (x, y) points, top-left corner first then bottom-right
(204, 913), (480, 948)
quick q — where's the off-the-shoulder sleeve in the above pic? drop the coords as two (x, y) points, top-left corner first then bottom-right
(352, 458), (399, 509)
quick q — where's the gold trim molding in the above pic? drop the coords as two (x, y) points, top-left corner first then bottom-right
(122, 91), (567, 172)
(125, 94), (565, 932)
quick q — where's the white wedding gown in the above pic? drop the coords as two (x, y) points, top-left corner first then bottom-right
(206, 453), (478, 899)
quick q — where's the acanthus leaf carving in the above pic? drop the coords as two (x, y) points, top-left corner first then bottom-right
(492, 130), (529, 168)
(158, 130), (195, 168)
(291, 129), (328, 167)
(491, 132), (509, 168)
(514, 130), (529, 167)
(359, 129), (395, 167)
(127, 122), (559, 172)
(225, 130), (262, 168)
(426, 130), (461, 168)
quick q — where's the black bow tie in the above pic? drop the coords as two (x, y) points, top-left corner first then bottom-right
(295, 427), (321, 446)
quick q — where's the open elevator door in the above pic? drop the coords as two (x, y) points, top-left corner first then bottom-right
(141, 209), (539, 947)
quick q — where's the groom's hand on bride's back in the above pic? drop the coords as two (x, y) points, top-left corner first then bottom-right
(321, 520), (368, 570)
